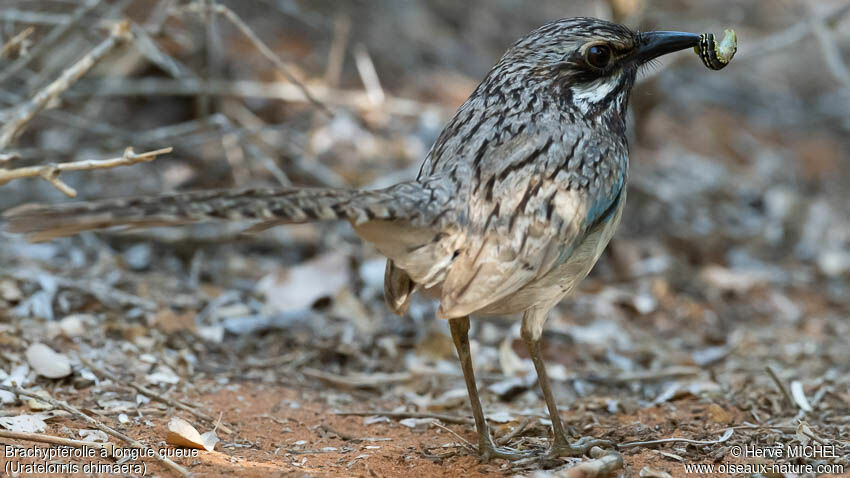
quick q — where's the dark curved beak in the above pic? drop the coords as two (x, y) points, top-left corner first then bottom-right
(635, 31), (700, 64)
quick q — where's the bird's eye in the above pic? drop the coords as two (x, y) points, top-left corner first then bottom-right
(585, 45), (612, 69)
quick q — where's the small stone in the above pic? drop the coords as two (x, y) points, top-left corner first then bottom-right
(58, 314), (91, 338)
(708, 403), (732, 424)
(0, 280), (22, 302)
(123, 243), (152, 270)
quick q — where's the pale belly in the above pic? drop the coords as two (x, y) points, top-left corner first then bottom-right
(471, 194), (625, 317)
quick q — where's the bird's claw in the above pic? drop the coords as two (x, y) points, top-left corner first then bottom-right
(477, 438), (533, 461)
(545, 436), (614, 458)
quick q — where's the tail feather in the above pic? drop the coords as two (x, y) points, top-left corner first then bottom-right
(3, 182), (443, 242)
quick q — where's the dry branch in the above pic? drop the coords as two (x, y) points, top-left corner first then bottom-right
(334, 410), (474, 426)
(0, 147), (172, 197)
(0, 20), (131, 150)
(72, 78), (441, 117)
(618, 428), (734, 449)
(0, 383), (189, 476)
(0, 0), (103, 83)
(180, 2), (333, 117)
(0, 26), (35, 59)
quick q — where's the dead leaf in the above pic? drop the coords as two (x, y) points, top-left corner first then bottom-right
(79, 429), (109, 442)
(200, 430), (219, 451)
(26, 343), (71, 379)
(25, 390), (52, 411)
(0, 414), (48, 433)
(256, 252), (350, 313)
(166, 417), (207, 450)
(639, 466), (673, 478)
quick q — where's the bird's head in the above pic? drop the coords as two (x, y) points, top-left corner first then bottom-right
(489, 17), (702, 120)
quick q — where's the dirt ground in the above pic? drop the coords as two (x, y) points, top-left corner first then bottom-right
(0, 380), (770, 477)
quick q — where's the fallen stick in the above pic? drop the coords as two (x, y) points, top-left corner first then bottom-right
(334, 410), (474, 426)
(0, 20), (131, 150)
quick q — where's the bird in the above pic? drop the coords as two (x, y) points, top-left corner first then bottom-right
(4, 17), (724, 460)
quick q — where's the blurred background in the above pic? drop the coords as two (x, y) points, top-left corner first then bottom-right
(0, 0), (848, 474)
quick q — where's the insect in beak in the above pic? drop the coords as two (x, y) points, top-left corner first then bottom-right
(636, 29), (737, 70)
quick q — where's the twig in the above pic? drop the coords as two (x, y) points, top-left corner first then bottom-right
(302, 368), (412, 389)
(353, 44), (384, 106)
(584, 366), (701, 383)
(6, 269), (158, 311)
(129, 22), (195, 79)
(790, 381), (814, 412)
(810, 19), (850, 89)
(334, 410), (474, 426)
(71, 78), (444, 117)
(180, 2), (333, 117)
(0, 383), (189, 476)
(0, 20), (132, 150)
(0, 152), (21, 163)
(729, 424), (795, 432)
(0, 0), (103, 84)
(324, 14), (351, 88)
(79, 356), (232, 435)
(0, 146), (172, 197)
(496, 416), (536, 446)
(431, 421), (476, 452)
(618, 428), (733, 449)
(0, 430), (112, 453)
(0, 26), (35, 59)
(765, 365), (795, 409)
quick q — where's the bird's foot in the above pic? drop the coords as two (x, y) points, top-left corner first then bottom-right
(544, 436), (613, 459)
(477, 436), (532, 461)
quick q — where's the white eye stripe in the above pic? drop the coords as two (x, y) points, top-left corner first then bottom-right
(572, 75), (621, 103)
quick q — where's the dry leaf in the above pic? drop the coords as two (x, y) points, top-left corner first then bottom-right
(398, 418), (435, 430)
(639, 466), (673, 478)
(0, 365), (29, 403)
(146, 366), (180, 385)
(790, 381), (813, 412)
(498, 337), (529, 377)
(26, 343), (71, 378)
(25, 390), (52, 411)
(79, 429), (109, 442)
(256, 252), (350, 313)
(796, 420), (819, 446)
(166, 417), (207, 449)
(200, 430), (219, 451)
(0, 414), (48, 433)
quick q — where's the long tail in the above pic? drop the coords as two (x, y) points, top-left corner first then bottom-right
(3, 182), (441, 241)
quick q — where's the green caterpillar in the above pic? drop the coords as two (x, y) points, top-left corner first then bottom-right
(696, 29), (737, 70)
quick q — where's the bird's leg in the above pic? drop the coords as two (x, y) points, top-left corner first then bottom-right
(520, 311), (612, 458)
(449, 316), (527, 460)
